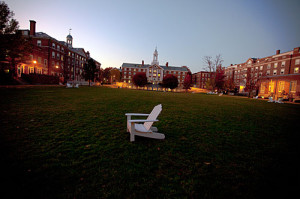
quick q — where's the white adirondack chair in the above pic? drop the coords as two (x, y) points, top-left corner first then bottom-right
(275, 98), (284, 104)
(66, 83), (73, 88)
(125, 104), (165, 142)
(267, 97), (274, 103)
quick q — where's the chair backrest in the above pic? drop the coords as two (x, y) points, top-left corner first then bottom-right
(144, 104), (162, 131)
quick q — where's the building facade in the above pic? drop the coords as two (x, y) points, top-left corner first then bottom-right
(224, 47), (300, 100)
(192, 71), (213, 89)
(121, 48), (190, 88)
(17, 20), (101, 84)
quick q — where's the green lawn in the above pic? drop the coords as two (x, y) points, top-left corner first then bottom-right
(0, 86), (299, 198)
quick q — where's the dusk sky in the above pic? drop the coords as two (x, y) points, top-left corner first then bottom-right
(5, 0), (300, 73)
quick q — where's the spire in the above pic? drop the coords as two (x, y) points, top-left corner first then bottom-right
(66, 28), (73, 47)
(151, 47), (159, 66)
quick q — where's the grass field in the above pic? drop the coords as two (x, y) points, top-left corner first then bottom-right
(0, 86), (299, 198)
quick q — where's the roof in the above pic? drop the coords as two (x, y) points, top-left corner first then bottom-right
(122, 63), (189, 71)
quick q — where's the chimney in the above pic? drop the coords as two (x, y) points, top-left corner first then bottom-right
(142, 60), (144, 66)
(29, 20), (36, 36)
(86, 51), (90, 58)
(166, 62), (168, 67)
(276, 49), (280, 55)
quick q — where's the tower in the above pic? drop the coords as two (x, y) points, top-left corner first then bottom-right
(151, 47), (159, 66)
(66, 28), (73, 47)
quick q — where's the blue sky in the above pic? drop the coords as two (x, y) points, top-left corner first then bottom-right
(6, 0), (300, 72)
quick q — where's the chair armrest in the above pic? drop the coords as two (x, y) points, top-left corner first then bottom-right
(128, 119), (158, 123)
(125, 113), (150, 116)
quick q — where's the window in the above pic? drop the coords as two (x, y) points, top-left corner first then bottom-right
(52, 43), (55, 48)
(290, 81), (297, 93)
(37, 40), (41, 46)
(273, 70), (277, 75)
(38, 57), (42, 64)
(280, 68), (285, 74)
(269, 81), (275, 93)
(29, 67), (34, 73)
(294, 67), (299, 73)
(57, 45), (60, 51)
(52, 52), (55, 58)
(260, 66), (263, 70)
(296, 59), (300, 65)
(267, 64), (271, 69)
(266, 70), (270, 75)
(260, 83), (266, 93)
(274, 63), (278, 68)
(281, 61), (285, 67)
(278, 81), (285, 93)
(44, 59), (47, 66)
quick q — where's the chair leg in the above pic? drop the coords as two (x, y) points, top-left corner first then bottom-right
(130, 122), (135, 142)
(127, 115), (131, 133)
(130, 133), (135, 142)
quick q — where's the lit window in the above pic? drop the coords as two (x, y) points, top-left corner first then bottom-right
(269, 81), (275, 92)
(294, 67), (299, 73)
(29, 67), (34, 73)
(278, 81), (285, 93)
(274, 63), (278, 68)
(290, 81), (296, 92)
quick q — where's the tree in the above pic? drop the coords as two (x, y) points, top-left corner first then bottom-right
(101, 67), (112, 83)
(0, 2), (32, 78)
(203, 54), (223, 91)
(183, 72), (192, 91)
(162, 74), (178, 90)
(109, 68), (121, 83)
(83, 58), (98, 86)
(132, 72), (147, 88)
(215, 66), (225, 91)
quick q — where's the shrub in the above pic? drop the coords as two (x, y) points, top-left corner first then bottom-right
(162, 74), (178, 90)
(132, 72), (147, 87)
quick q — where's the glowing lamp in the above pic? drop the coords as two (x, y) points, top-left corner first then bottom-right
(33, 60), (37, 64)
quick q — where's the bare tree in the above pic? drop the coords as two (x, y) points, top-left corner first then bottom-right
(203, 54), (223, 91)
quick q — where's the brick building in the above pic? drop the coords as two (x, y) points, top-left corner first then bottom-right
(121, 48), (190, 88)
(224, 47), (300, 100)
(192, 71), (213, 89)
(17, 20), (101, 84)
